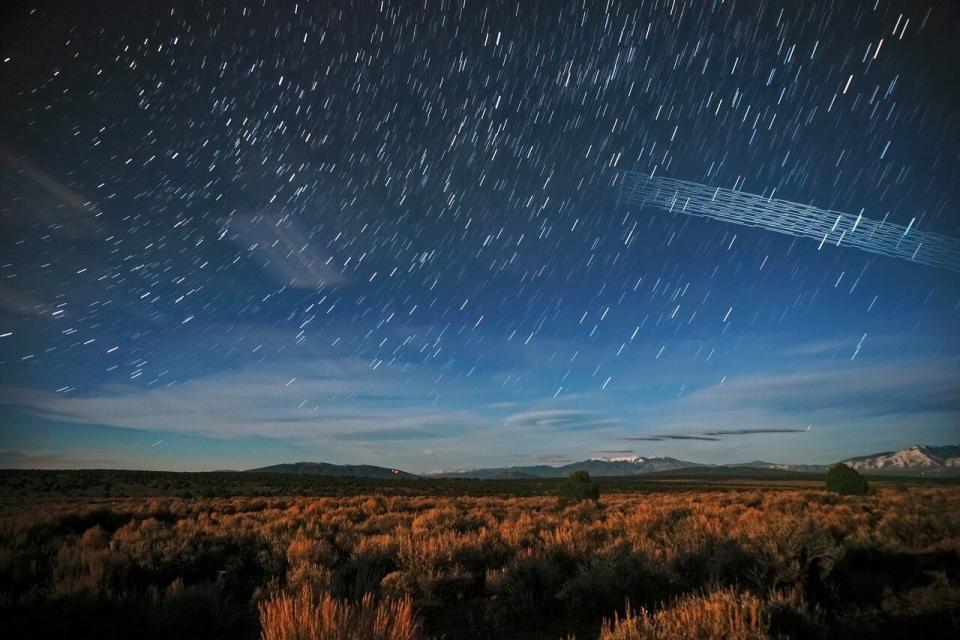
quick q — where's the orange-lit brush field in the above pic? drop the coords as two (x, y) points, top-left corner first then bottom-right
(2, 478), (959, 639)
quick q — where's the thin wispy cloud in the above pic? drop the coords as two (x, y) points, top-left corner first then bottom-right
(514, 453), (573, 464)
(504, 410), (621, 431)
(0, 283), (55, 317)
(225, 213), (346, 289)
(611, 357), (960, 459)
(0, 145), (101, 236)
(623, 434), (720, 442)
(0, 450), (118, 468)
(677, 359), (960, 412)
(0, 358), (487, 445)
(702, 428), (810, 436)
(622, 428), (810, 442)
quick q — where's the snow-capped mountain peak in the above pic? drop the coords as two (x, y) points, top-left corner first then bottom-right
(841, 445), (960, 471)
(590, 455), (648, 463)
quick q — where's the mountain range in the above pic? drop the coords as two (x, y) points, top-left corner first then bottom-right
(431, 456), (700, 479)
(246, 462), (416, 478)
(246, 444), (960, 479)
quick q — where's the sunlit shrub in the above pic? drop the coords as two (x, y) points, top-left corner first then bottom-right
(286, 536), (336, 594)
(258, 585), (421, 640)
(600, 588), (770, 640)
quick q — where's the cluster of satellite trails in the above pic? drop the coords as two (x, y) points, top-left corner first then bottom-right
(619, 171), (960, 273)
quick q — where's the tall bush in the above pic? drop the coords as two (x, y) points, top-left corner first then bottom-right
(557, 470), (600, 507)
(825, 464), (869, 496)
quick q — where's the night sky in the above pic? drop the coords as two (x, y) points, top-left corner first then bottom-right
(1, 0), (958, 473)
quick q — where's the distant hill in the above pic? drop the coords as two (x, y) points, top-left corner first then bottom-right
(246, 462), (416, 478)
(644, 465), (821, 479)
(433, 456), (702, 479)
(737, 461), (829, 473)
(432, 465), (559, 479)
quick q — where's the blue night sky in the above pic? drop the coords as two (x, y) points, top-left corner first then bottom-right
(1, 0), (958, 473)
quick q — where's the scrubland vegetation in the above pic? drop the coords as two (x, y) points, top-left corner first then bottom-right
(1, 474), (959, 639)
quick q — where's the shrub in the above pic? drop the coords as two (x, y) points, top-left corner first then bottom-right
(258, 586), (421, 640)
(485, 551), (571, 623)
(557, 470), (600, 507)
(600, 589), (770, 640)
(825, 464), (869, 496)
(557, 550), (672, 618)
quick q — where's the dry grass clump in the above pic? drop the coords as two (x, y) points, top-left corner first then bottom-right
(600, 589), (769, 640)
(258, 586), (421, 640)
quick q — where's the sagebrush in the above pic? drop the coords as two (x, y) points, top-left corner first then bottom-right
(2, 480), (959, 639)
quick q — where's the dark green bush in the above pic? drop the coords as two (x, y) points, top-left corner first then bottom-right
(825, 464), (869, 496)
(557, 470), (600, 507)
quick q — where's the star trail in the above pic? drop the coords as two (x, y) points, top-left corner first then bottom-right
(0, 0), (958, 472)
